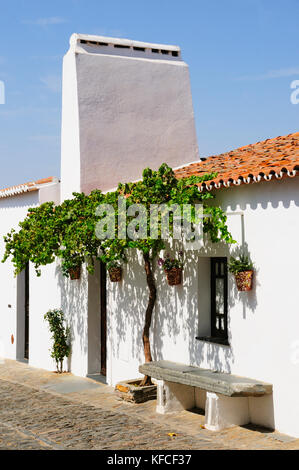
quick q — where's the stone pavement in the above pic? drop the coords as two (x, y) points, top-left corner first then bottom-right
(0, 359), (298, 450)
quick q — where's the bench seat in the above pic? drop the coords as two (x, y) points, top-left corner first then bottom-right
(139, 360), (273, 431)
(139, 360), (272, 397)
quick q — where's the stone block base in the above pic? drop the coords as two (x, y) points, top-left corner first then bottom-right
(156, 380), (195, 414)
(156, 380), (252, 431)
(205, 392), (250, 431)
(115, 379), (157, 403)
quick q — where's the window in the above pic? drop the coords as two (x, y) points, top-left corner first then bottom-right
(211, 258), (228, 342)
(196, 257), (229, 346)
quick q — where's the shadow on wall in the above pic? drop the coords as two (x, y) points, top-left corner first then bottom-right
(191, 239), (258, 373)
(108, 241), (238, 375)
(109, 245), (204, 370)
(229, 241), (258, 320)
(152, 266), (186, 362)
(192, 241), (236, 374)
(0, 193), (39, 211)
(56, 263), (88, 373)
(223, 177), (299, 211)
(109, 243), (240, 375)
(54, 235), (259, 378)
(152, 241), (201, 365)
(109, 250), (148, 368)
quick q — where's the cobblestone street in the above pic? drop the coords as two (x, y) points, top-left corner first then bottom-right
(0, 360), (298, 450)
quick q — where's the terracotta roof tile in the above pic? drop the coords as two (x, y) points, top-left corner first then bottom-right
(174, 132), (299, 191)
(0, 177), (59, 199)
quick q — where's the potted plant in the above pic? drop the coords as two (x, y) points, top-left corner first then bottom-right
(228, 254), (254, 291)
(62, 257), (82, 280)
(68, 265), (81, 280)
(107, 260), (122, 282)
(158, 251), (184, 286)
(59, 252), (84, 280)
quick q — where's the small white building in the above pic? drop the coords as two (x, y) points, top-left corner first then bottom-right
(0, 177), (60, 362)
(1, 34), (299, 437)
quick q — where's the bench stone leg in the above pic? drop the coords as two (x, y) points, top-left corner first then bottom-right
(156, 380), (195, 414)
(205, 392), (250, 431)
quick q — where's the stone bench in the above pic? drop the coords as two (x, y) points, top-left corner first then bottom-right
(139, 360), (273, 431)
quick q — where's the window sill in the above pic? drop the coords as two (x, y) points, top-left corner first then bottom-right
(195, 336), (230, 346)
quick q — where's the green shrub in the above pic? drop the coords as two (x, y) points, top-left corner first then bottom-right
(44, 309), (70, 373)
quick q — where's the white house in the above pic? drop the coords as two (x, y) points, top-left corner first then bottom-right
(0, 177), (60, 362)
(1, 33), (299, 437)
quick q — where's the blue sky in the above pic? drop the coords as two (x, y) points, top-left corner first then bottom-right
(0, 0), (298, 188)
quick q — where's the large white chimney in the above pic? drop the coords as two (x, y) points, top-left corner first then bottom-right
(61, 33), (199, 199)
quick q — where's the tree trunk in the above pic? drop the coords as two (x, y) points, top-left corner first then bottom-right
(140, 252), (157, 386)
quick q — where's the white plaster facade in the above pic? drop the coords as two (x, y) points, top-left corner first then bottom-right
(0, 33), (299, 438)
(60, 34), (199, 199)
(0, 180), (60, 365)
(106, 176), (299, 436)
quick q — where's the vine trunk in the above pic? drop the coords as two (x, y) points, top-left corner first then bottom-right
(140, 253), (157, 387)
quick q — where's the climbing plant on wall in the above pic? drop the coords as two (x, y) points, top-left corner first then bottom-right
(2, 190), (107, 277)
(2, 201), (61, 276)
(2, 163), (235, 385)
(111, 163), (235, 385)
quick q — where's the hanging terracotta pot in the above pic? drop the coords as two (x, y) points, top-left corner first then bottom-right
(68, 266), (81, 280)
(109, 267), (122, 282)
(234, 270), (253, 291)
(165, 267), (183, 286)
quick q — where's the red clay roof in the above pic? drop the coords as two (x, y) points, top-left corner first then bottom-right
(2, 132), (299, 198)
(0, 177), (59, 199)
(174, 132), (299, 191)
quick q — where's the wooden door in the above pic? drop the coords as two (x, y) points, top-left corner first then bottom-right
(24, 263), (29, 360)
(100, 262), (107, 376)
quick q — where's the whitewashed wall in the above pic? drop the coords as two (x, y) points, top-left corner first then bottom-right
(213, 176), (299, 437)
(2, 173), (299, 437)
(0, 192), (39, 361)
(106, 176), (299, 437)
(60, 34), (199, 199)
(28, 262), (62, 371)
(29, 260), (91, 376)
(0, 183), (61, 370)
(26, 181), (94, 377)
(0, 180), (98, 377)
